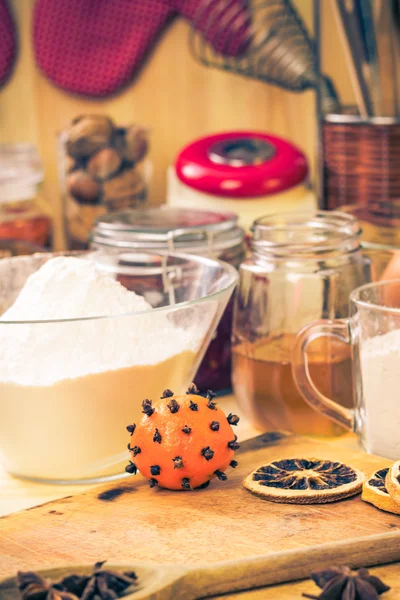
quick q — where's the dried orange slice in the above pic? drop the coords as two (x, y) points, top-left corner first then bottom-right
(385, 461), (400, 506)
(243, 458), (365, 504)
(362, 468), (400, 515)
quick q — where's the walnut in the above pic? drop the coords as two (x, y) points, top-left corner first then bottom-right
(65, 155), (79, 174)
(113, 127), (127, 155)
(105, 193), (146, 212)
(102, 168), (145, 203)
(87, 147), (122, 181)
(66, 199), (107, 243)
(122, 125), (149, 164)
(66, 115), (114, 159)
(66, 170), (101, 204)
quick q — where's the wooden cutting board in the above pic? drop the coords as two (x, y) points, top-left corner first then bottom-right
(1, 432), (400, 590)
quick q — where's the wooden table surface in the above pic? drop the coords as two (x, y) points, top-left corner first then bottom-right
(1, 396), (399, 598)
(0, 397), (254, 517)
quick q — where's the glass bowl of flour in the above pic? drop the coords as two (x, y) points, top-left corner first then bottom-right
(0, 250), (238, 483)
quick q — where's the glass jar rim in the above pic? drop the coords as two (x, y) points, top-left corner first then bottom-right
(92, 207), (245, 253)
(0, 250), (239, 324)
(251, 210), (362, 257)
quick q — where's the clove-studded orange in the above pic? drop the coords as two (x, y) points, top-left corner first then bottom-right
(126, 385), (240, 490)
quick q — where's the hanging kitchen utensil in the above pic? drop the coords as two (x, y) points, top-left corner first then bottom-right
(393, 0), (400, 116)
(354, 0), (382, 115)
(373, 0), (400, 116)
(170, 0), (251, 57)
(331, 0), (374, 117)
(189, 0), (341, 114)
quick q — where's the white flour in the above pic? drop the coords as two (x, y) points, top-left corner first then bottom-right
(0, 256), (198, 386)
(361, 329), (400, 459)
(2, 256), (152, 320)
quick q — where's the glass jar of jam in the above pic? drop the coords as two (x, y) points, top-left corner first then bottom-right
(0, 144), (51, 247)
(90, 206), (246, 392)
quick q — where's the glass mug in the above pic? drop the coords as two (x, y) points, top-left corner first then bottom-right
(292, 280), (400, 459)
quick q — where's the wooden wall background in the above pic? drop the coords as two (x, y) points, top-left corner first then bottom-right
(0, 0), (352, 249)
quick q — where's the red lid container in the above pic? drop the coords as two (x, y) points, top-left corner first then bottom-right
(175, 131), (309, 198)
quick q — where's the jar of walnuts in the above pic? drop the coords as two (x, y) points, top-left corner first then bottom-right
(60, 115), (149, 249)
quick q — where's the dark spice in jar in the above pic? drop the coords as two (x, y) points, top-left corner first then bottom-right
(90, 207), (246, 391)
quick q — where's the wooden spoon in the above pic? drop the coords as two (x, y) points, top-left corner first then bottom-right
(1, 531), (400, 600)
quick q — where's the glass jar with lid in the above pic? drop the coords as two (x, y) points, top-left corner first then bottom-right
(232, 210), (372, 437)
(91, 206), (246, 392)
(0, 144), (51, 248)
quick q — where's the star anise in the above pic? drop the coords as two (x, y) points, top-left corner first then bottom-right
(17, 571), (78, 600)
(302, 566), (390, 600)
(17, 563), (138, 600)
(60, 562), (138, 600)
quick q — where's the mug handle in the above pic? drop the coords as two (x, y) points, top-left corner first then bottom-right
(291, 319), (355, 432)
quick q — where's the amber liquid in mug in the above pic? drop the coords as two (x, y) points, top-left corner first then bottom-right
(233, 334), (353, 437)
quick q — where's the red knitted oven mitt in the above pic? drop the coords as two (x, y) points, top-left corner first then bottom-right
(170, 0), (251, 56)
(33, 0), (174, 97)
(33, 0), (251, 98)
(0, 0), (17, 89)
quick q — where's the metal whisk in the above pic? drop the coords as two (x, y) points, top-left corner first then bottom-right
(189, 0), (340, 113)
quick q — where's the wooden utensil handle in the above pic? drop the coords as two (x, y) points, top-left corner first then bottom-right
(184, 531), (400, 598)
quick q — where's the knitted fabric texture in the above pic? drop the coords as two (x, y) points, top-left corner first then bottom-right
(0, 0), (17, 89)
(33, 0), (250, 97)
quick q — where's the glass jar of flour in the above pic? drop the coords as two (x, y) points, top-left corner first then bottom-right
(91, 206), (246, 392)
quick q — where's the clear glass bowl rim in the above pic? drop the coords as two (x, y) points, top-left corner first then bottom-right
(0, 250), (239, 325)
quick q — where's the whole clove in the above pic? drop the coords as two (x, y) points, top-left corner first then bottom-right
(227, 413), (240, 426)
(141, 399), (154, 417)
(181, 477), (192, 490)
(153, 428), (162, 443)
(125, 461), (137, 475)
(228, 435), (240, 451)
(186, 383), (199, 395)
(201, 447), (215, 461)
(167, 399), (180, 414)
(173, 456), (184, 469)
(206, 390), (217, 410)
